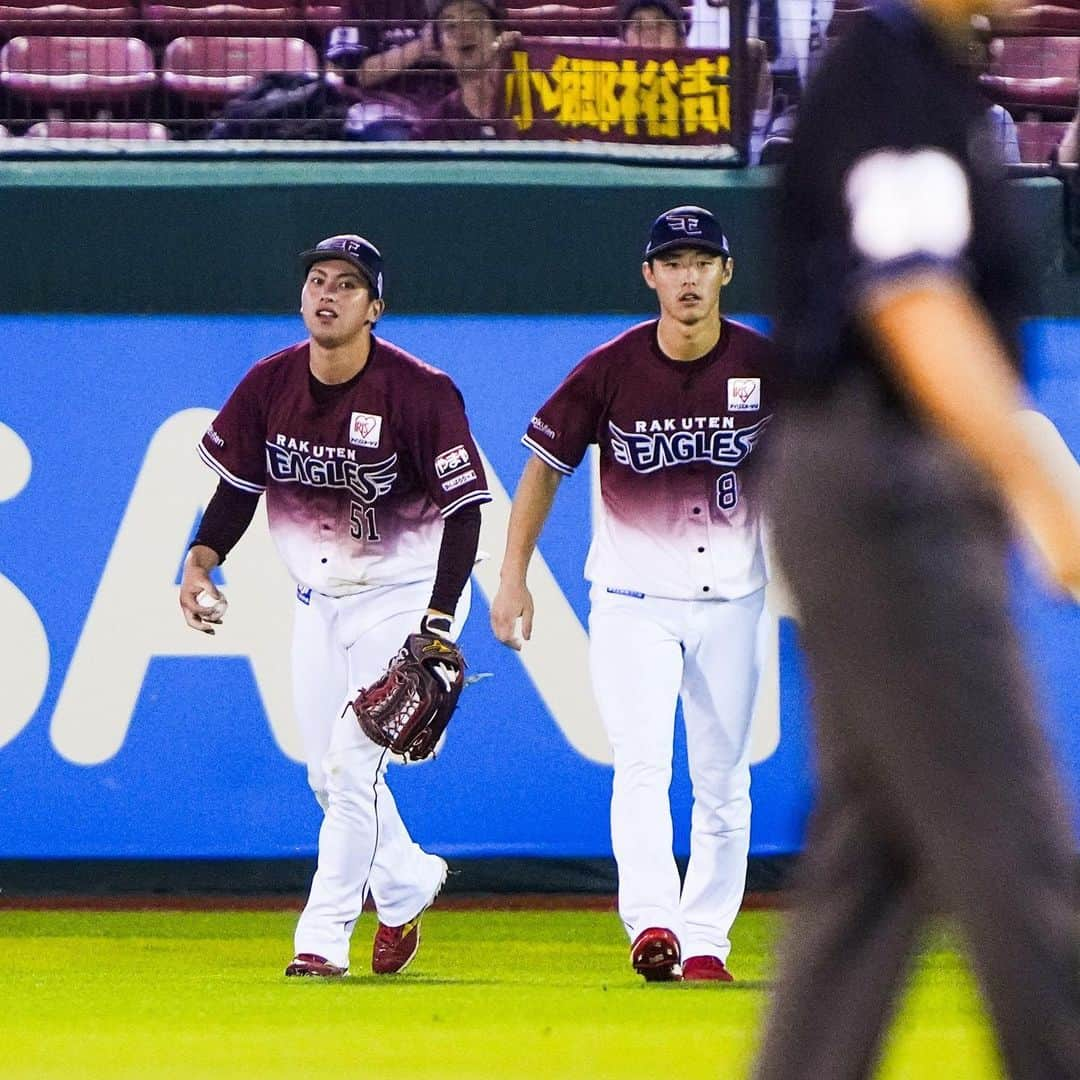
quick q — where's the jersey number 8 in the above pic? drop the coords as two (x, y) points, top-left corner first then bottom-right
(717, 472), (739, 512)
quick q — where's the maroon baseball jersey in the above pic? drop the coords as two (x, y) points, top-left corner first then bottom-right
(523, 319), (776, 601)
(199, 337), (490, 596)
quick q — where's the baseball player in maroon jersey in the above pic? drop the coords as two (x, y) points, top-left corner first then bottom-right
(491, 207), (776, 982)
(179, 234), (491, 978)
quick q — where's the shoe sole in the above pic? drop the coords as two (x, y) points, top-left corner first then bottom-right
(285, 964), (348, 978)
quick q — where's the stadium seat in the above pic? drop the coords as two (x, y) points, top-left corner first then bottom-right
(504, 3), (691, 38)
(0, 35), (156, 104)
(302, 0), (344, 32)
(1015, 118), (1069, 159)
(142, 0), (304, 41)
(25, 118), (171, 136)
(980, 73), (1079, 116)
(506, 5), (619, 37)
(161, 35), (319, 105)
(0, 0), (138, 37)
(990, 34), (1080, 77)
(994, 6), (1080, 34)
(980, 35), (1080, 116)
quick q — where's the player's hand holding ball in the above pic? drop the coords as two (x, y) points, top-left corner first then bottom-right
(196, 589), (229, 623)
(179, 545), (228, 635)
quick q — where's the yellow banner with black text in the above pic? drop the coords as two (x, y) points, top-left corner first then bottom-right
(503, 40), (740, 145)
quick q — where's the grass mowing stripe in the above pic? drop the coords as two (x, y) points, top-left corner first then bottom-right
(0, 910), (1001, 1079)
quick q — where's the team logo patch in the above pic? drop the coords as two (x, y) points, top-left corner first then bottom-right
(435, 444), (471, 478)
(728, 378), (761, 412)
(666, 213), (702, 236)
(349, 412), (382, 448)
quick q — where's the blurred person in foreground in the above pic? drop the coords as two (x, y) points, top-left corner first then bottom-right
(419, 0), (520, 139)
(754, 0), (1080, 1073)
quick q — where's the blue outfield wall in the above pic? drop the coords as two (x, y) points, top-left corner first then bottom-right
(0, 314), (1076, 860)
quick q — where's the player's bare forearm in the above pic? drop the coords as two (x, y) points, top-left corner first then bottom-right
(179, 544), (226, 634)
(491, 456), (563, 648)
(498, 456), (563, 584)
(867, 277), (1080, 595)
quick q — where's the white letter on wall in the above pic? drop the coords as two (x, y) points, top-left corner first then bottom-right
(50, 409), (300, 765)
(0, 422), (50, 750)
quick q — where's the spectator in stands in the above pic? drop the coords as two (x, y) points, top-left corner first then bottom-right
(323, 1), (453, 109)
(419, 0), (520, 139)
(617, 0), (690, 47)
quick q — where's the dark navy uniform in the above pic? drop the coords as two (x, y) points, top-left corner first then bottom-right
(755, 4), (1080, 1077)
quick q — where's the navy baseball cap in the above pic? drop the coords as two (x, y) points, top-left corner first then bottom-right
(300, 234), (384, 298)
(644, 206), (730, 260)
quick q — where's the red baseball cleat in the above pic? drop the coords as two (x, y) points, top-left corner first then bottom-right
(372, 861), (448, 975)
(682, 955), (735, 982)
(284, 953), (347, 978)
(371, 913), (424, 975)
(631, 927), (682, 982)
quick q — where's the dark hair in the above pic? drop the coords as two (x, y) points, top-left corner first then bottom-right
(616, 0), (691, 38)
(426, 0), (507, 21)
(427, 0), (506, 50)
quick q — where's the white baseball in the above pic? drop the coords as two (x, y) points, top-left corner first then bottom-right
(195, 589), (228, 621)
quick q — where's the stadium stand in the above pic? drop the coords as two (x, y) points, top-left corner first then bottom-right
(5, 0), (1063, 157)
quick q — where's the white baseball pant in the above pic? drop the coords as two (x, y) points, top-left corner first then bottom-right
(290, 577), (470, 970)
(588, 584), (765, 962)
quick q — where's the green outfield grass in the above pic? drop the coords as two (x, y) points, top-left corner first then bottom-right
(0, 908), (1001, 1079)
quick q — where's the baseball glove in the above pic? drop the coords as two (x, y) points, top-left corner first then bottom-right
(350, 631), (466, 762)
